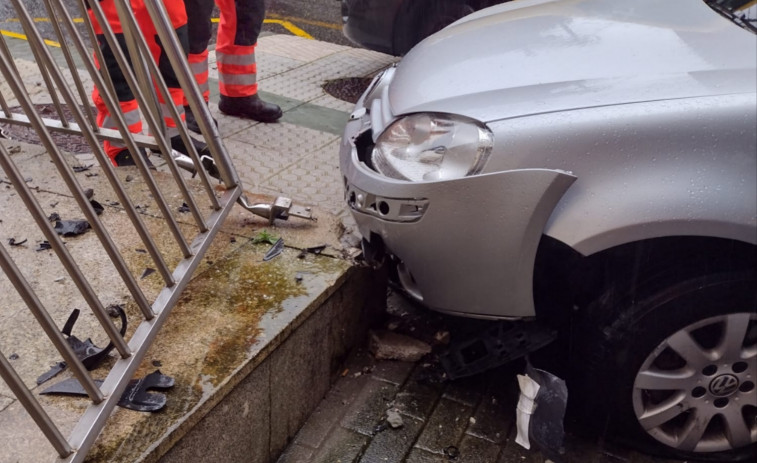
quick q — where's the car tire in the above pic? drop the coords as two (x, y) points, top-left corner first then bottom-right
(393, 0), (475, 55)
(572, 271), (757, 461)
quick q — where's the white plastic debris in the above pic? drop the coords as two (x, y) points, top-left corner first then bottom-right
(515, 373), (540, 449)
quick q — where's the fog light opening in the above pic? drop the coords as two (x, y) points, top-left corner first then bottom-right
(378, 201), (390, 215)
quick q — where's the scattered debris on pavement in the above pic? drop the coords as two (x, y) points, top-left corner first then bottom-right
(41, 370), (175, 412)
(368, 329), (432, 362)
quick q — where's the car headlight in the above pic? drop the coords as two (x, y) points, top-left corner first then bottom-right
(371, 113), (493, 182)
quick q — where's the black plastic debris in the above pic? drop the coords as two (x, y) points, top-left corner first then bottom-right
(439, 321), (556, 380)
(35, 241), (52, 252)
(36, 362), (66, 385)
(83, 188), (94, 199)
(90, 199), (104, 215)
(72, 164), (93, 173)
(177, 202), (190, 213)
(135, 248), (147, 254)
(54, 219), (90, 237)
(40, 370), (175, 412)
(297, 244), (327, 259)
(8, 353), (19, 360)
(8, 237), (27, 246)
(48, 212), (61, 222)
(263, 237), (284, 261)
(141, 268), (155, 279)
(36, 306), (127, 385)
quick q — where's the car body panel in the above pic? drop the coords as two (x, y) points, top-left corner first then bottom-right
(484, 93), (757, 255)
(390, 0), (756, 122)
(340, 0), (757, 319)
(342, 115), (576, 318)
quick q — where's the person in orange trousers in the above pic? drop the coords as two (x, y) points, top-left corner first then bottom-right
(88, 0), (208, 166)
(182, 0), (282, 133)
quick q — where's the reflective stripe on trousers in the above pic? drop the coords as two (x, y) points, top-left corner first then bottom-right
(217, 46), (257, 97)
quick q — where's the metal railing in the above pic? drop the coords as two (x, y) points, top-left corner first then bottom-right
(0, 0), (243, 461)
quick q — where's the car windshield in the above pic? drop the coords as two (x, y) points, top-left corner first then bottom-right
(705, 0), (757, 33)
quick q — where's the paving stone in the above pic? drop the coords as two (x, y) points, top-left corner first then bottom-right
(404, 448), (447, 463)
(359, 414), (424, 463)
(341, 377), (400, 437)
(276, 443), (314, 463)
(496, 436), (544, 463)
(465, 393), (511, 444)
(441, 375), (486, 407)
(390, 379), (441, 422)
(370, 359), (415, 386)
(0, 396), (13, 413)
(456, 434), (502, 463)
(311, 426), (369, 463)
(295, 389), (354, 448)
(414, 398), (475, 455)
(259, 35), (349, 62)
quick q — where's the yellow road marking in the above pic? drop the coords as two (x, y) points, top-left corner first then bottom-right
(267, 13), (341, 31)
(0, 29), (60, 47)
(2, 17), (318, 43)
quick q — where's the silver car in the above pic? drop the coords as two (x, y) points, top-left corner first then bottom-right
(340, 0), (757, 460)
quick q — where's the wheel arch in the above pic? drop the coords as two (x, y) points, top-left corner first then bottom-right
(533, 234), (757, 325)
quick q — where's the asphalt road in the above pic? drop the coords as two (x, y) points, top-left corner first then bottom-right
(0, 0), (351, 49)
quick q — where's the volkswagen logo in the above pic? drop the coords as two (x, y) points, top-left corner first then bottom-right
(709, 374), (740, 397)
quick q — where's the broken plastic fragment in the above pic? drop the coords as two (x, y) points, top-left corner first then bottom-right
(54, 219), (90, 236)
(178, 202), (190, 213)
(297, 244), (327, 259)
(141, 268), (155, 279)
(263, 237), (284, 261)
(37, 306), (128, 384)
(40, 370), (175, 412)
(72, 164), (92, 173)
(8, 237), (27, 246)
(35, 241), (52, 251)
(515, 363), (568, 463)
(90, 199), (104, 215)
(515, 373), (540, 449)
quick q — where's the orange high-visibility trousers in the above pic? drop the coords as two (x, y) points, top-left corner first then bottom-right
(88, 0), (189, 165)
(184, 0), (265, 102)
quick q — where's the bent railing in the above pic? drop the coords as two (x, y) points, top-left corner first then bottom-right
(0, 0), (242, 461)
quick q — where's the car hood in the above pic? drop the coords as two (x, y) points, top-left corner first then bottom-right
(388, 0), (757, 122)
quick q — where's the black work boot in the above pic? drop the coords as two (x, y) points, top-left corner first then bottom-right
(113, 147), (154, 169)
(170, 135), (211, 158)
(183, 104), (217, 135)
(218, 94), (282, 123)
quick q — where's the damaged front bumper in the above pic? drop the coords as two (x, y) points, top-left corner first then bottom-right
(339, 97), (575, 320)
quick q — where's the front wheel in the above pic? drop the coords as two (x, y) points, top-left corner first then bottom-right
(574, 272), (757, 461)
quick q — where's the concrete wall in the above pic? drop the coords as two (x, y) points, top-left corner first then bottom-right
(157, 266), (386, 463)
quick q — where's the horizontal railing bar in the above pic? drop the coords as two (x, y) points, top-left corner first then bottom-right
(0, 113), (160, 149)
